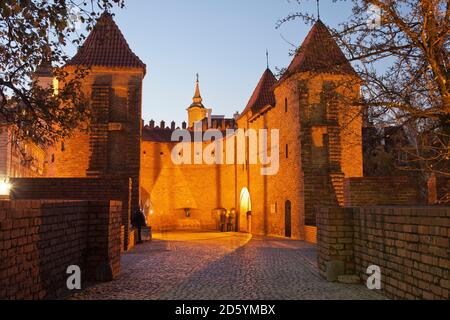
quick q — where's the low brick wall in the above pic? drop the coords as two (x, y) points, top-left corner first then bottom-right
(317, 206), (450, 300)
(0, 200), (122, 300)
(9, 178), (133, 250)
(344, 176), (422, 207)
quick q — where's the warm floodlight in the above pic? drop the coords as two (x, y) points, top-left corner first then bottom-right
(0, 180), (11, 196)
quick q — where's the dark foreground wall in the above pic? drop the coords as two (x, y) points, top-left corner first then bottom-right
(9, 178), (133, 251)
(317, 206), (450, 300)
(0, 200), (122, 300)
(344, 176), (422, 207)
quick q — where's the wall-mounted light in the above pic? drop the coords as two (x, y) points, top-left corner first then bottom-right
(0, 179), (12, 196)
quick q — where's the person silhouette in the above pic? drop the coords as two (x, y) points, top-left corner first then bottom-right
(132, 207), (147, 244)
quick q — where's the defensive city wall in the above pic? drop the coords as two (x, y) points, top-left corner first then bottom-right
(343, 176), (423, 207)
(9, 177), (134, 251)
(317, 206), (450, 300)
(0, 200), (122, 300)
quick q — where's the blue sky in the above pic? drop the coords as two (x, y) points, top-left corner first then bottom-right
(91, 0), (354, 125)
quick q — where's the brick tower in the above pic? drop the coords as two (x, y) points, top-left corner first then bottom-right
(49, 12), (146, 249)
(274, 20), (363, 226)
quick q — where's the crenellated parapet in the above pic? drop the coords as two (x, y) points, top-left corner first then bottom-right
(142, 117), (237, 142)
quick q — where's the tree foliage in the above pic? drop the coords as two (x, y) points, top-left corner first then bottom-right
(278, 0), (449, 175)
(0, 0), (125, 146)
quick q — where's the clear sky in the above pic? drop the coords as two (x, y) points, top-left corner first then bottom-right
(93, 0), (354, 125)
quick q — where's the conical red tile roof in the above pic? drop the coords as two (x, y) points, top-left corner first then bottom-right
(68, 12), (146, 72)
(280, 20), (356, 81)
(240, 68), (277, 118)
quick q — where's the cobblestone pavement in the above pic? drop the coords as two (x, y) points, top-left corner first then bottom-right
(73, 232), (384, 300)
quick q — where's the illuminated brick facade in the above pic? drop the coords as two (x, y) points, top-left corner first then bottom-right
(36, 16), (365, 241)
(140, 20), (364, 240)
(0, 126), (46, 179)
(45, 13), (145, 248)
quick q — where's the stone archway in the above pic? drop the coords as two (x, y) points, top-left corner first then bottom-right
(240, 188), (252, 233)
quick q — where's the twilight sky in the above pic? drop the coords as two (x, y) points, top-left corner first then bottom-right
(78, 0), (354, 125)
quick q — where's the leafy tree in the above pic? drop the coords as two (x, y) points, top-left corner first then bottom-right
(278, 0), (449, 176)
(0, 0), (124, 146)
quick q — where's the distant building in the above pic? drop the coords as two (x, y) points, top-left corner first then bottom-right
(0, 126), (46, 178)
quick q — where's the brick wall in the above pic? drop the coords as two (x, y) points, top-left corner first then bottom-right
(0, 126), (46, 179)
(436, 177), (450, 204)
(0, 200), (122, 300)
(0, 127), (8, 177)
(344, 176), (422, 207)
(317, 207), (355, 275)
(293, 74), (362, 226)
(9, 178), (133, 250)
(317, 206), (450, 300)
(46, 67), (144, 248)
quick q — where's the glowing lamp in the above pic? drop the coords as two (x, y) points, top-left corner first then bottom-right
(0, 180), (11, 196)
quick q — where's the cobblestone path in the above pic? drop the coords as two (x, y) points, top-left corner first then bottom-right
(73, 232), (384, 300)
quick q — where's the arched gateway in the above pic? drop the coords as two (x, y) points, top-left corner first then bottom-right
(240, 188), (252, 233)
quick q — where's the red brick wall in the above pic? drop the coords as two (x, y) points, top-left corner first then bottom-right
(317, 206), (450, 300)
(0, 128), (9, 177)
(344, 176), (422, 207)
(9, 177), (133, 250)
(317, 207), (355, 275)
(436, 177), (450, 204)
(0, 200), (122, 300)
(46, 67), (144, 247)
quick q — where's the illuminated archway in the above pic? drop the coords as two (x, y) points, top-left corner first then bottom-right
(240, 188), (252, 233)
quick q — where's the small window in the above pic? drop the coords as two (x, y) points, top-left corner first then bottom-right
(51, 154), (55, 163)
(285, 144), (289, 159)
(285, 98), (288, 113)
(61, 142), (65, 152)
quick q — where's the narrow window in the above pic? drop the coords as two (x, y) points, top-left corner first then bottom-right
(285, 98), (288, 113)
(285, 144), (289, 159)
(61, 142), (65, 152)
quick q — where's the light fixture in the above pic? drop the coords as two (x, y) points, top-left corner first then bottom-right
(0, 179), (12, 196)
